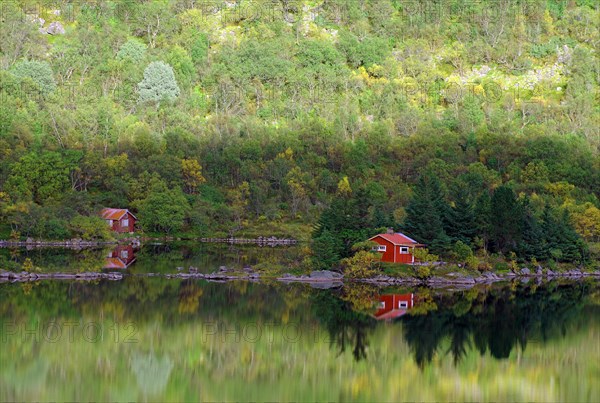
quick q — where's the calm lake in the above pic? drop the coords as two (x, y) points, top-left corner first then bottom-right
(1, 243), (599, 402)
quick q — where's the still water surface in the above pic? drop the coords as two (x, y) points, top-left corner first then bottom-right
(1, 244), (599, 402)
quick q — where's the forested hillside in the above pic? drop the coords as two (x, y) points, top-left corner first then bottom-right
(0, 1), (598, 263)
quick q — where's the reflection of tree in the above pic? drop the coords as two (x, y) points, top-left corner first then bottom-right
(178, 280), (203, 314)
(312, 290), (376, 361)
(400, 282), (593, 367)
(130, 352), (174, 398)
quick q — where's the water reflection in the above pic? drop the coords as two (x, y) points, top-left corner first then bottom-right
(0, 277), (598, 401)
(373, 293), (415, 321)
(104, 245), (137, 269)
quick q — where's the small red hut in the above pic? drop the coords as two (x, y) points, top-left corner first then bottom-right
(369, 230), (424, 264)
(100, 208), (137, 233)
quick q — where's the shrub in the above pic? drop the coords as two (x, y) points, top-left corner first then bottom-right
(340, 250), (380, 278)
(69, 215), (113, 240)
(451, 240), (473, 263)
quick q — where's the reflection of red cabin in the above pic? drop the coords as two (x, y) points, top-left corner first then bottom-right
(369, 231), (424, 264)
(104, 245), (137, 269)
(374, 293), (414, 321)
(101, 208), (136, 233)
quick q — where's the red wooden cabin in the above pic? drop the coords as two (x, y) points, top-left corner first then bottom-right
(373, 293), (415, 321)
(369, 230), (424, 264)
(101, 208), (137, 233)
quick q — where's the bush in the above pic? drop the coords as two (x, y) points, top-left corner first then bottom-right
(340, 250), (380, 278)
(451, 240), (473, 263)
(413, 265), (432, 279)
(69, 215), (113, 240)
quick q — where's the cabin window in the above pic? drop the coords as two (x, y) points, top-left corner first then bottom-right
(120, 250), (128, 259)
(379, 301), (385, 309)
(106, 220), (112, 226)
(122, 219), (129, 227)
(399, 301), (408, 308)
(400, 247), (409, 254)
(377, 245), (387, 252)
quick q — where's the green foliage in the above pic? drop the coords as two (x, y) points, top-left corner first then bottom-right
(137, 182), (190, 233)
(137, 61), (180, 105)
(340, 250), (380, 278)
(490, 186), (523, 254)
(451, 241), (474, 264)
(116, 39), (147, 63)
(311, 229), (342, 270)
(0, 0), (597, 267)
(69, 215), (113, 240)
(11, 60), (56, 95)
(403, 174), (451, 254)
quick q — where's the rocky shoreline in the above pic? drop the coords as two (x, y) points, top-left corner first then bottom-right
(0, 270), (124, 282)
(1, 267), (599, 287)
(0, 238), (127, 249)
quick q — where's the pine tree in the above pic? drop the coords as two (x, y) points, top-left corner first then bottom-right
(474, 192), (492, 252)
(447, 184), (477, 245)
(518, 198), (547, 260)
(312, 229), (342, 270)
(542, 207), (584, 262)
(404, 174), (451, 254)
(490, 186), (523, 254)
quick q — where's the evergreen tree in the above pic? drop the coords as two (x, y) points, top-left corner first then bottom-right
(518, 198), (547, 260)
(311, 229), (342, 270)
(490, 186), (523, 254)
(447, 184), (477, 245)
(312, 196), (363, 259)
(403, 174), (451, 254)
(474, 192), (492, 252)
(542, 207), (585, 262)
(137, 61), (180, 105)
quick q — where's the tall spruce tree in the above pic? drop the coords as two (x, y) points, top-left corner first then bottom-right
(447, 183), (477, 245)
(403, 174), (451, 254)
(542, 207), (585, 262)
(490, 186), (523, 254)
(474, 192), (492, 252)
(518, 197), (547, 260)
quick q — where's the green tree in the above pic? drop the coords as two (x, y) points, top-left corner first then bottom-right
(311, 229), (342, 270)
(137, 61), (181, 105)
(403, 174), (451, 254)
(138, 182), (189, 233)
(11, 60), (56, 96)
(490, 186), (523, 254)
(117, 39), (147, 63)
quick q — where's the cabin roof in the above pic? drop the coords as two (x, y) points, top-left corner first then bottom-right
(369, 232), (424, 246)
(374, 309), (408, 320)
(101, 208), (137, 221)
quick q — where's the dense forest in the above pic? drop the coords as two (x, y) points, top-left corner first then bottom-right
(0, 1), (598, 264)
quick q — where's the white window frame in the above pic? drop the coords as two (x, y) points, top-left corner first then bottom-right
(379, 301), (385, 309)
(121, 218), (129, 228)
(106, 219), (112, 226)
(377, 245), (387, 252)
(399, 301), (408, 308)
(400, 246), (409, 254)
(120, 250), (129, 259)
